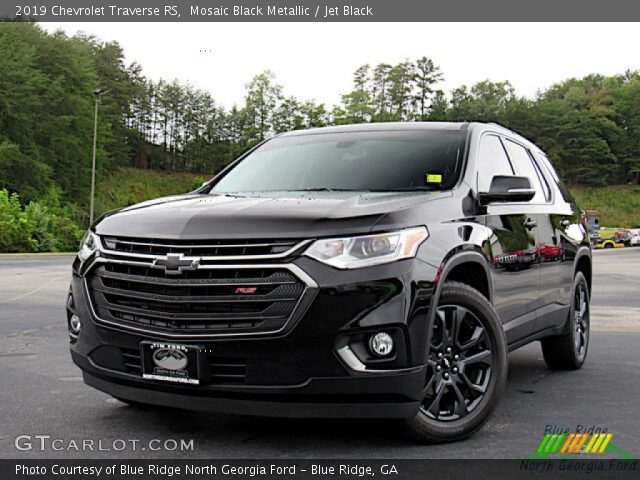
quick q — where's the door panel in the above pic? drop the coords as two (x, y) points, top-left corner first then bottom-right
(485, 209), (540, 343)
(475, 133), (541, 344)
(534, 213), (580, 331)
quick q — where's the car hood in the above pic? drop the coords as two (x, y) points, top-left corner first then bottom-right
(95, 191), (451, 239)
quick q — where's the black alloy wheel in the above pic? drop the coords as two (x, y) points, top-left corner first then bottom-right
(541, 271), (590, 370)
(573, 281), (590, 361)
(404, 282), (507, 443)
(422, 304), (493, 421)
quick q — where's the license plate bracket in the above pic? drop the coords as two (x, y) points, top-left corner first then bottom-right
(141, 341), (201, 385)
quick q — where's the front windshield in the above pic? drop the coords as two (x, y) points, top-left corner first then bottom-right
(212, 129), (465, 194)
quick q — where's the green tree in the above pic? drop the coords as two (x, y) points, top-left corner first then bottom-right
(387, 60), (415, 121)
(0, 141), (51, 202)
(299, 100), (328, 128)
(413, 56), (443, 120)
(244, 71), (283, 142)
(273, 96), (304, 133)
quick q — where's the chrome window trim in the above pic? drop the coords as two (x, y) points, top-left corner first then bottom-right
(82, 256), (318, 340)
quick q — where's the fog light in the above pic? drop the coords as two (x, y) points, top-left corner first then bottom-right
(69, 314), (81, 335)
(369, 332), (394, 357)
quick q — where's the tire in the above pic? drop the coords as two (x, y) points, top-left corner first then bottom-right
(403, 281), (508, 443)
(541, 271), (590, 370)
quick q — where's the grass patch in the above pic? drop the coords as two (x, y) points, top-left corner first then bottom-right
(95, 168), (206, 217)
(571, 185), (640, 228)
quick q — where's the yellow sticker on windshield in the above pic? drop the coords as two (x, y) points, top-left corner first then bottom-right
(426, 174), (442, 183)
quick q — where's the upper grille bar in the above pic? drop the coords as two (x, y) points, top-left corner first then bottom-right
(100, 236), (312, 261)
(105, 238), (297, 248)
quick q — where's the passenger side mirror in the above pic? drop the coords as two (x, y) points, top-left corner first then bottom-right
(478, 175), (535, 205)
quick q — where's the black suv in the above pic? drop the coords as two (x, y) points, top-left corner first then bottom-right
(68, 122), (592, 442)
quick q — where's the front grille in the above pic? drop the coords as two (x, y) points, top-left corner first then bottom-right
(87, 262), (307, 336)
(101, 236), (303, 258)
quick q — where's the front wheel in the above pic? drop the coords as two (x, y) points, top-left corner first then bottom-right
(403, 282), (508, 443)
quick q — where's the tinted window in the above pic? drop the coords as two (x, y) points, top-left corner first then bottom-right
(476, 135), (514, 193)
(212, 130), (464, 193)
(531, 156), (551, 201)
(538, 153), (560, 183)
(503, 139), (546, 203)
(538, 152), (575, 204)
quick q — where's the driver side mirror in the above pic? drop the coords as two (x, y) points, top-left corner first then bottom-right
(478, 175), (535, 205)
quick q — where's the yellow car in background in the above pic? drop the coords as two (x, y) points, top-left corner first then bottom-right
(593, 228), (631, 249)
(595, 238), (626, 249)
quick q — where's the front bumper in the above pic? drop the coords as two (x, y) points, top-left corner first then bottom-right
(68, 256), (438, 419)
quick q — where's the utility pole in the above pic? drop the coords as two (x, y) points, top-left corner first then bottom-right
(89, 88), (108, 225)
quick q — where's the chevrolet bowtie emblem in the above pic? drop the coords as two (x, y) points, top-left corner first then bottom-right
(152, 254), (200, 275)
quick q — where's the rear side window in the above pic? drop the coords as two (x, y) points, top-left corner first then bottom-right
(538, 153), (560, 183)
(538, 152), (575, 204)
(476, 135), (514, 193)
(531, 158), (551, 201)
(503, 139), (547, 203)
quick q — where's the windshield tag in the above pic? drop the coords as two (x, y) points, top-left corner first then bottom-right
(426, 173), (443, 184)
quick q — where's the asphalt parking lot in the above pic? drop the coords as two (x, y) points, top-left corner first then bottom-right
(0, 249), (638, 459)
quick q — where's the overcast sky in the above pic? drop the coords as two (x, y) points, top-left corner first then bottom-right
(44, 22), (640, 109)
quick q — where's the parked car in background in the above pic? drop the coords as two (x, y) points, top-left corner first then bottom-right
(630, 228), (640, 246)
(617, 229), (633, 246)
(595, 238), (626, 249)
(595, 228), (631, 248)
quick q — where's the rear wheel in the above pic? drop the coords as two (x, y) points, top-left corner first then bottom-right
(541, 271), (590, 370)
(404, 282), (508, 443)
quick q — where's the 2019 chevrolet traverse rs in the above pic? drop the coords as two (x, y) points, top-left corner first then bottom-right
(67, 122), (592, 443)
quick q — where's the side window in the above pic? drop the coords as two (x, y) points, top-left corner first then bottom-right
(531, 157), (551, 201)
(503, 139), (546, 203)
(538, 152), (575, 204)
(538, 153), (559, 183)
(476, 135), (514, 193)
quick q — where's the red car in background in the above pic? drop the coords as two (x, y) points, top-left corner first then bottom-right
(536, 244), (564, 262)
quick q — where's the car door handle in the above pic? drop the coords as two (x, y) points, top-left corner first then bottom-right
(523, 219), (537, 230)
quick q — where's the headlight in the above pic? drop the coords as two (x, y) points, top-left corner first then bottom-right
(78, 231), (100, 262)
(304, 226), (428, 269)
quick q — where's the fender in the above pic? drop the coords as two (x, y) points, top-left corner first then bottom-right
(574, 245), (593, 290)
(435, 247), (494, 302)
(422, 247), (494, 362)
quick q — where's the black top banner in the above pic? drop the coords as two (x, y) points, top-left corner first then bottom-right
(4, 0), (640, 22)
